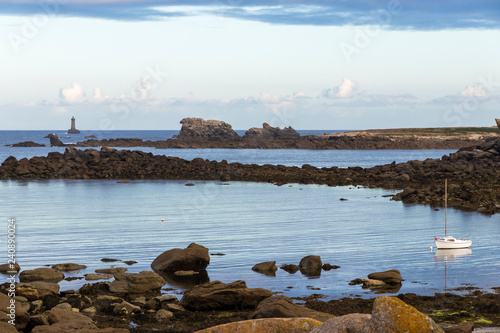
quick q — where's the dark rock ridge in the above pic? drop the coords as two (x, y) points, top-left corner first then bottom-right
(244, 123), (300, 140)
(7, 141), (45, 147)
(0, 138), (499, 214)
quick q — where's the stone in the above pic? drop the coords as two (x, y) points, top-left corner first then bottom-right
(164, 303), (187, 313)
(362, 279), (387, 288)
(280, 264), (299, 274)
(31, 300), (44, 313)
(244, 123), (300, 140)
(252, 261), (278, 275)
(311, 314), (372, 333)
(0, 291), (30, 329)
(30, 314), (50, 326)
(32, 320), (130, 332)
(151, 242), (210, 273)
(155, 295), (178, 303)
(47, 133), (65, 147)
(113, 301), (141, 315)
(299, 255), (322, 276)
(130, 296), (147, 307)
(30, 281), (61, 297)
(109, 270), (165, 294)
(52, 263), (87, 271)
(439, 322), (474, 333)
(177, 118), (240, 141)
(45, 307), (93, 325)
(95, 267), (127, 274)
(174, 270), (199, 276)
(156, 309), (174, 321)
(81, 307), (97, 317)
(195, 318), (322, 333)
(367, 269), (403, 285)
(322, 264), (340, 271)
(0, 263), (20, 272)
(19, 268), (64, 283)
(0, 321), (18, 333)
(496, 118), (500, 130)
(180, 280), (272, 311)
(251, 295), (334, 322)
(85, 274), (113, 281)
(370, 296), (444, 332)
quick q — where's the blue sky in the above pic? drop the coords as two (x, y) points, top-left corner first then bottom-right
(1, 0), (499, 130)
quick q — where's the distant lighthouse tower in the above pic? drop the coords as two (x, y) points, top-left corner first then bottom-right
(68, 116), (80, 134)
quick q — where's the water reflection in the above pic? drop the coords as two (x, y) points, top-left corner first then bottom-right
(434, 248), (472, 291)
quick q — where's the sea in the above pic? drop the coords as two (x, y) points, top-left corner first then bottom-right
(0, 130), (499, 300)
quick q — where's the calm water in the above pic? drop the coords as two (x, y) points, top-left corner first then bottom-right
(0, 131), (497, 300)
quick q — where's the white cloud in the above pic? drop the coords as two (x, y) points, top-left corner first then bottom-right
(335, 78), (358, 98)
(260, 91), (281, 104)
(59, 83), (85, 104)
(460, 83), (487, 97)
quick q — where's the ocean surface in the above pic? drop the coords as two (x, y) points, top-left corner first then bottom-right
(1, 130), (498, 300)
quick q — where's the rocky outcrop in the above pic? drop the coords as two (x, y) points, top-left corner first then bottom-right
(180, 280), (272, 311)
(367, 269), (403, 285)
(252, 261), (278, 275)
(1, 138), (499, 214)
(19, 268), (64, 283)
(176, 118), (240, 141)
(311, 296), (444, 333)
(244, 123), (300, 140)
(251, 296), (334, 322)
(46, 133), (66, 147)
(195, 318), (322, 333)
(0, 292), (30, 330)
(496, 118), (500, 130)
(299, 255), (322, 276)
(109, 271), (166, 294)
(8, 141), (45, 147)
(52, 263), (87, 271)
(151, 243), (210, 273)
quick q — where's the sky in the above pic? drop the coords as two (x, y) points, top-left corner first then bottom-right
(0, 0), (499, 130)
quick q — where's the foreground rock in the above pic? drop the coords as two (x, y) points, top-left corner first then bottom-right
(180, 280), (272, 311)
(311, 295), (444, 333)
(109, 271), (165, 294)
(251, 295), (334, 322)
(0, 292), (30, 330)
(19, 268), (64, 283)
(151, 242), (210, 273)
(195, 318), (322, 333)
(1, 137), (499, 214)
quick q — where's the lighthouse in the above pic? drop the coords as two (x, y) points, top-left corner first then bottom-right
(68, 116), (80, 134)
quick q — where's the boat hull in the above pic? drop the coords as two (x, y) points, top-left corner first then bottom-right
(435, 237), (472, 249)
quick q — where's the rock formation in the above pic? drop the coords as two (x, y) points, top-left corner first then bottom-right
(251, 295), (334, 322)
(176, 118), (240, 141)
(151, 243), (210, 273)
(244, 123), (300, 140)
(46, 133), (66, 147)
(496, 118), (500, 130)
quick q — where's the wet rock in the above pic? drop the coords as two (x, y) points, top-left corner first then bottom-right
(311, 313), (372, 333)
(32, 320), (130, 332)
(322, 264), (340, 271)
(251, 295), (334, 322)
(19, 268), (64, 283)
(156, 309), (174, 321)
(174, 270), (199, 276)
(151, 242), (210, 273)
(0, 263), (20, 272)
(30, 282), (61, 298)
(180, 280), (272, 311)
(113, 301), (141, 315)
(280, 264), (299, 274)
(0, 321), (18, 333)
(252, 261), (278, 275)
(85, 274), (113, 281)
(299, 255), (322, 276)
(95, 267), (127, 274)
(196, 318), (322, 333)
(362, 279), (387, 288)
(439, 322), (474, 333)
(46, 133), (65, 147)
(51, 263), (87, 271)
(0, 292), (30, 329)
(244, 123), (300, 140)
(109, 270), (165, 294)
(367, 269), (402, 285)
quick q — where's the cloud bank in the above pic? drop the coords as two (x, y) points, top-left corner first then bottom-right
(0, 0), (499, 30)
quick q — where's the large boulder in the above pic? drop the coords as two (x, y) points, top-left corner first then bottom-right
(0, 321), (18, 333)
(195, 318), (322, 333)
(177, 118), (240, 141)
(312, 296), (443, 333)
(298, 255), (322, 276)
(109, 271), (165, 294)
(367, 269), (402, 285)
(19, 268), (64, 283)
(310, 313), (372, 333)
(244, 123), (300, 140)
(180, 280), (272, 311)
(251, 296), (334, 322)
(0, 292), (30, 330)
(252, 261), (278, 275)
(151, 242), (210, 273)
(46, 133), (65, 147)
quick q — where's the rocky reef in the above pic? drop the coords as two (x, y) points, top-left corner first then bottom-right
(175, 118), (240, 141)
(1, 137), (499, 214)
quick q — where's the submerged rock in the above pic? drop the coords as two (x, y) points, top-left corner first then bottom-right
(252, 261), (278, 275)
(299, 255), (322, 276)
(109, 271), (165, 294)
(367, 269), (403, 285)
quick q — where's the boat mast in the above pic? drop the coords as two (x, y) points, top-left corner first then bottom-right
(445, 179), (447, 237)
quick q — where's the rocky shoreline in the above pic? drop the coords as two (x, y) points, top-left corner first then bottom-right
(8, 118), (500, 150)
(2, 243), (499, 332)
(1, 137), (499, 214)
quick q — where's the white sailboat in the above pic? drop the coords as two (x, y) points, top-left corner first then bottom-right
(435, 179), (472, 249)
